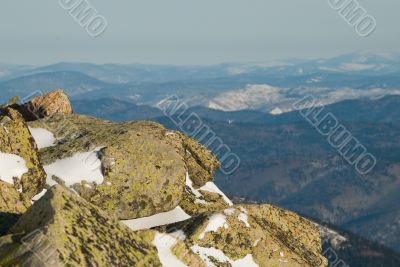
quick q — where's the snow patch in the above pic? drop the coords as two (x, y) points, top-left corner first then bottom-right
(223, 208), (236, 216)
(0, 152), (28, 184)
(44, 148), (104, 187)
(28, 127), (56, 149)
(191, 245), (258, 267)
(208, 84), (283, 112)
(32, 189), (47, 201)
(315, 223), (348, 249)
(199, 213), (228, 239)
(270, 107), (283, 115)
(153, 233), (187, 267)
(122, 206), (191, 231)
(186, 173), (233, 206)
(170, 230), (187, 241)
(200, 182), (233, 206)
(238, 212), (250, 228)
(253, 239), (260, 247)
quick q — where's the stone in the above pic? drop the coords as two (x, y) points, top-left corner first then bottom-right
(19, 89), (73, 121)
(0, 107), (46, 198)
(0, 185), (160, 266)
(159, 204), (328, 267)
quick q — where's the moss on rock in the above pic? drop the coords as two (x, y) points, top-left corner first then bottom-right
(0, 182), (30, 235)
(29, 114), (217, 220)
(0, 107), (46, 199)
(160, 204), (327, 267)
(2, 185), (161, 266)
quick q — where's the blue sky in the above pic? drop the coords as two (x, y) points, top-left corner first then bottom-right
(1, 0), (399, 65)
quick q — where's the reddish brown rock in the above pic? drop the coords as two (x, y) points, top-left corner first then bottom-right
(20, 89), (73, 121)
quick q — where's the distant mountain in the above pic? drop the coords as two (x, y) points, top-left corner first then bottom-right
(3, 52), (400, 83)
(74, 94), (400, 124)
(72, 98), (271, 124)
(317, 222), (400, 267)
(0, 71), (114, 102)
(3, 53), (400, 110)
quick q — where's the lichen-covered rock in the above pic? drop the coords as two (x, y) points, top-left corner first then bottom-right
(0, 107), (46, 198)
(179, 173), (231, 216)
(29, 114), (212, 220)
(0, 90), (329, 266)
(0, 185), (160, 266)
(0, 181), (30, 235)
(159, 204), (328, 267)
(19, 89), (73, 121)
(181, 136), (219, 188)
(136, 229), (206, 267)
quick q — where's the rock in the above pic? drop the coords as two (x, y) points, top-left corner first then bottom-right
(181, 135), (219, 188)
(159, 204), (328, 267)
(0, 90), (328, 266)
(179, 173), (231, 216)
(0, 181), (29, 235)
(136, 229), (206, 267)
(19, 89), (73, 121)
(0, 185), (160, 266)
(0, 96), (20, 108)
(0, 107), (46, 198)
(29, 115), (187, 220)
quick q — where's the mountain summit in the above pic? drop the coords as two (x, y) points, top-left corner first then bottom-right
(0, 90), (327, 266)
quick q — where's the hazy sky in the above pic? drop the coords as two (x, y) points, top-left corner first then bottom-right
(1, 0), (399, 65)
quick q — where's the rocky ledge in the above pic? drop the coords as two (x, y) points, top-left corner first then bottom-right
(0, 90), (327, 266)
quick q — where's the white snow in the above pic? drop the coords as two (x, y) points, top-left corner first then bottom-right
(191, 245), (258, 267)
(199, 213), (228, 239)
(121, 206), (191, 231)
(1, 123), (9, 133)
(170, 230), (187, 241)
(238, 207), (250, 227)
(224, 207), (251, 228)
(253, 239), (260, 247)
(208, 84), (283, 112)
(223, 208), (236, 216)
(315, 223), (348, 249)
(239, 207), (248, 214)
(43, 148), (104, 187)
(185, 172), (203, 199)
(199, 182), (233, 206)
(270, 107), (283, 115)
(185, 173), (233, 206)
(238, 212), (250, 228)
(32, 189), (47, 201)
(340, 63), (377, 71)
(28, 127), (56, 149)
(0, 152), (28, 184)
(153, 233), (187, 267)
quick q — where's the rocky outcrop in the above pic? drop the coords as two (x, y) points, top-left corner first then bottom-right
(181, 136), (219, 187)
(159, 204), (327, 267)
(0, 91), (328, 266)
(0, 107), (46, 198)
(29, 114), (219, 220)
(0, 182), (29, 235)
(19, 89), (73, 121)
(0, 185), (160, 266)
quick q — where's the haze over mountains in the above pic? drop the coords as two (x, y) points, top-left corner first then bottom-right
(2, 53), (400, 263)
(2, 52), (400, 109)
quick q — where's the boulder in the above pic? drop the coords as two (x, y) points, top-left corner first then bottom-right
(19, 89), (73, 121)
(29, 115), (190, 219)
(159, 204), (328, 267)
(0, 181), (29, 235)
(179, 172), (232, 216)
(0, 107), (46, 198)
(0, 90), (328, 266)
(0, 185), (160, 266)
